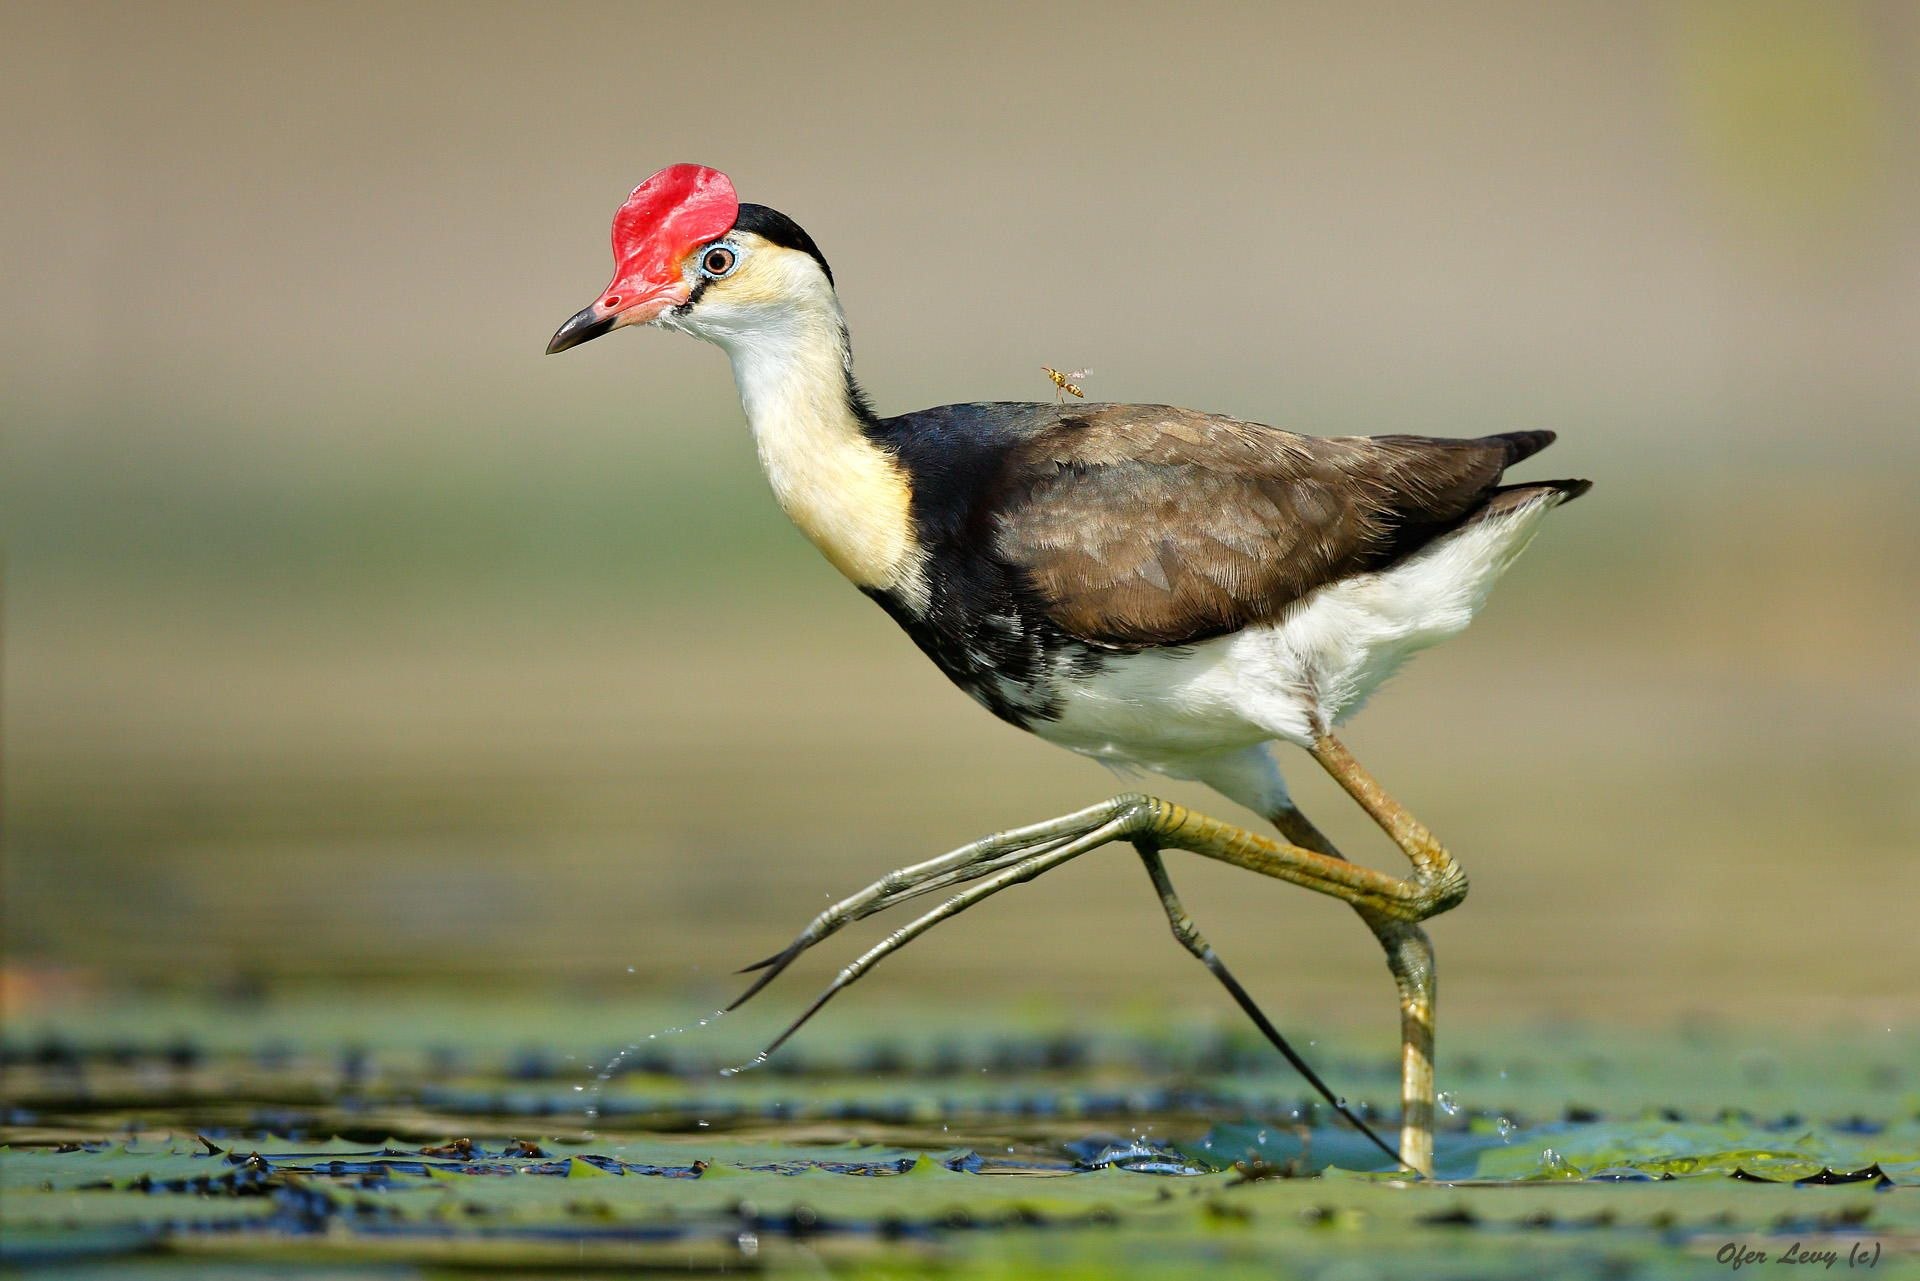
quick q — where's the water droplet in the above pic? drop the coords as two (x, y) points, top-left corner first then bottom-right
(718, 1051), (769, 1079)
(1496, 1117), (1517, 1142)
(579, 1012), (728, 1129)
(696, 1120), (709, 1128)
(626, 966), (636, 974)
(1542, 1147), (1567, 1172)
(572, 1084), (585, 1092)
(1437, 1091), (1460, 1116)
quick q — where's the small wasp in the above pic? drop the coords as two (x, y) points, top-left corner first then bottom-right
(1042, 365), (1092, 403)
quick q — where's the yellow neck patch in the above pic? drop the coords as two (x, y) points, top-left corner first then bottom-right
(715, 283), (921, 595)
(750, 363), (920, 594)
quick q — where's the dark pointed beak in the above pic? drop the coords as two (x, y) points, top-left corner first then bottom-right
(546, 304), (616, 355)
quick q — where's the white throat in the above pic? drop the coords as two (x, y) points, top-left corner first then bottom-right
(680, 252), (923, 599)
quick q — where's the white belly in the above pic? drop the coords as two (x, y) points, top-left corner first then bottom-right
(1030, 494), (1561, 774)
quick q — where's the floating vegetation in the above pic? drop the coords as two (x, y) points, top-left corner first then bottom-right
(4, 1006), (1916, 1277)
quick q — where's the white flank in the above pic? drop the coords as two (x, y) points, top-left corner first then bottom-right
(1033, 491), (1566, 780)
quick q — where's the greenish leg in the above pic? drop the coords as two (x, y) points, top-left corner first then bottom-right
(1261, 732), (1467, 1177)
(730, 785), (1463, 1172)
(1132, 839), (1401, 1166)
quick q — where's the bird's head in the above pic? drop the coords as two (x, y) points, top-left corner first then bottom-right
(546, 163), (838, 356)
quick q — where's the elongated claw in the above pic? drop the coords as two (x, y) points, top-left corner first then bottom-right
(1135, 842), (1400, 1167)
(758, 986), (837, 1061)
(726, 807), (1118, 1012)
(727, 944), (806, 1009)
(745, 817), (1133, 1058)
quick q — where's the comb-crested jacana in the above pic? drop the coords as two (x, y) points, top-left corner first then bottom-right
(547, 164), (1589, 1174)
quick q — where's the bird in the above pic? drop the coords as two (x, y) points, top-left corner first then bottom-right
(547, 163), (1589, 1175)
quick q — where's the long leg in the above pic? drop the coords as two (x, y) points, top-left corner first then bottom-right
(1132, 839), (1401, 1166)
(1259, 732), (1463, 1178)
(729, 791), (1459, 1170)
(1270, 802), (1437, 1177)
(1309, 733), (1463, 898)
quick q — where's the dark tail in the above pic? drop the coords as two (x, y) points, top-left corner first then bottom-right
(1486, 429), (1558, 467)
(1477, 429), (1589, 514)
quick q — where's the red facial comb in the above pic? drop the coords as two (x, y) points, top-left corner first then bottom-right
(610, 164), (739, 286)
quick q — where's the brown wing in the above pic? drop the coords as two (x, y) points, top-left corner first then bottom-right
(990, 403), (1552, 648)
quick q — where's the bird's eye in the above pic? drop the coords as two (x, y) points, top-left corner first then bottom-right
(700, 245), (738, 278)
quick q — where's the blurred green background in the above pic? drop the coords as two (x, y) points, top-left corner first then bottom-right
(3, 0), (1915, 1039)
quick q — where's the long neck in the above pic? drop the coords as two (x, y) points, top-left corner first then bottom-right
(720, 296), (923, 599)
